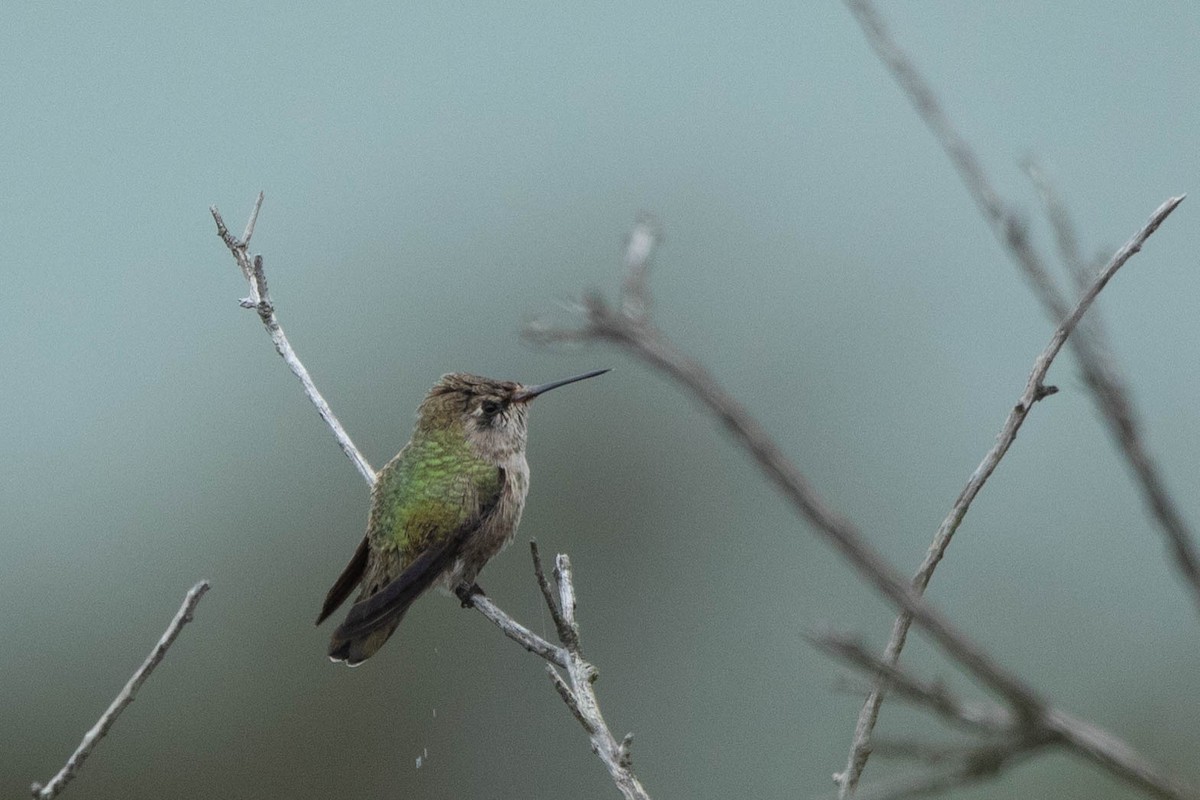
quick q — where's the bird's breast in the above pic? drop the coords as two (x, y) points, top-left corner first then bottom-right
(444, 453), (529, 588)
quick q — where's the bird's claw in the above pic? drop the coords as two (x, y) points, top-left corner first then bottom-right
(456, 582), (485, 608)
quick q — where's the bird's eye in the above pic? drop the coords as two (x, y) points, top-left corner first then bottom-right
(481, 400), (501, 416)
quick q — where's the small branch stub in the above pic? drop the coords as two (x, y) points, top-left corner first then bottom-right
(618, 733), (635, 769)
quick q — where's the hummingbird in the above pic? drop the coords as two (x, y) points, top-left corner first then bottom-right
(316, 368), (609, 666)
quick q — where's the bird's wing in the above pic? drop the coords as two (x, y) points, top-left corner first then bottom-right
(315, 534), (369, 625)
(331, 464), (505, 642)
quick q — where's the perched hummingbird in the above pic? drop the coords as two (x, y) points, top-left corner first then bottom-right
(316, 368), (608, 666)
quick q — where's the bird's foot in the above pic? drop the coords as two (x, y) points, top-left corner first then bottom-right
(455, 582), (485, 608)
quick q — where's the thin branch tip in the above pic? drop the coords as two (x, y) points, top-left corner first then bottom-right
(31, 582), (211, 800)
(241, 191), (265, 244)
(211, 195), (377, 486)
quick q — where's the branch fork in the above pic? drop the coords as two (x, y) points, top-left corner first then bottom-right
(530, 544), (647, 800)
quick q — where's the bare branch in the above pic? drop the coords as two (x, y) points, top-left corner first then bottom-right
(527, 211), (1196, 799)
(474, 553), (651, 798)
(470, 593), (568, 668)
(239, 190), (264, 246)
(531, 540), (574, 648)
(841, 194), (1185, 793)
(1027, 183), (1200, 620)
(845, 0), (1200, 617)
(618, 733), (635, 770)
(554, 554), (584, 649)
(529, 232), (1048, 721)
(31, 581), (211, 800)
(546, 554), (650, 800)
(211, 195), (377, 487)
(841, 0), (1200, 789)
(547, 664), (592, 730)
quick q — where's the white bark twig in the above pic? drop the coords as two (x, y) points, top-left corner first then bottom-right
(211, 194), (377, 487)
(469, 593), (568, 667)
(840, 0), (1200, 791)
(526, 215), (1196, 800)
(531, 539), (575, 647)
(212, 197), (646, 799)
(31, 581), (211, 800)
(538, 549), (650, 800)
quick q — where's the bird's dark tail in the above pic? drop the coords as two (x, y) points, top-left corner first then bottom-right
(328, 612), (406, 666)
(325, 542), (454, 666)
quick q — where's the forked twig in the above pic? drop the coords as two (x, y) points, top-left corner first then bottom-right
(211, 194), (376, 487)
(533, 545), (649, 800)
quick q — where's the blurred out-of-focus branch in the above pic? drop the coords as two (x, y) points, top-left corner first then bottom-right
(836, 1), (1200, 793)
(525, 198), (1191, 799)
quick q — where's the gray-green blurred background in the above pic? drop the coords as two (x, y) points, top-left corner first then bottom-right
(3, 3), (1198, 798)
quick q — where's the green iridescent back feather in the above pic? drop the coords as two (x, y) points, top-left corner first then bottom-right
(368, 422), (503, 563)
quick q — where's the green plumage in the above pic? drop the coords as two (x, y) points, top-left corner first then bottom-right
(369, 426), (503, 558)
(317, 368), (607, 666)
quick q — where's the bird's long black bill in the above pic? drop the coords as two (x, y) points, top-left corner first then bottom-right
(513, 368), (609, 402)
